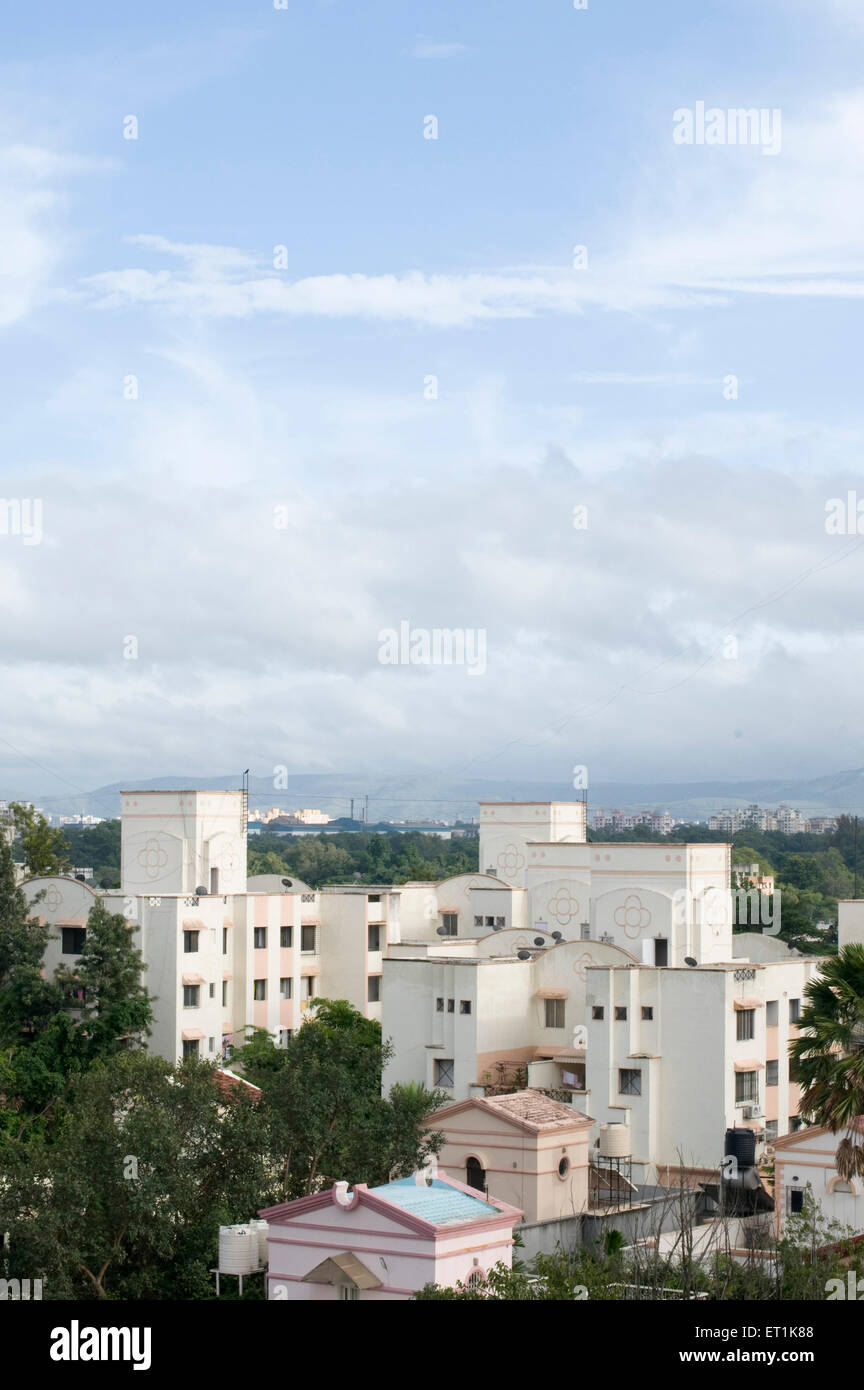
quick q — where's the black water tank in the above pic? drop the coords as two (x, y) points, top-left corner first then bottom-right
(724, 1127), (756, 1169)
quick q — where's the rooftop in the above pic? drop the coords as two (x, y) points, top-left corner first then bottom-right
(367, 1176), (502, 1227)
(479, 1089), (592, 1132)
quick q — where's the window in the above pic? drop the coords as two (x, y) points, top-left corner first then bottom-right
(735, 1070), (759, 1103)
(183, 985), (200, 1007)
(736, 1008), (755, 1042)
(581, 923), (591, 940)
(368, 894), (381, 904)
(301, 925), (316, 953)
(789, 998), (801, 1023)
(459, 1000), (472, 1015)
(253, 979), (266, 1001)
(789, 1115), (803, 1132)
(615, 1006), (627, 1021)
(368, 923), (381, 952)
(788, 1187), (804, 1215)
(545, 998), (565, 1029)
(302, 976), (315, 1000)
(222, 928), (228, 954)
(592, 1005), (605, 1021)
(764, 1119), (778, 1141)
(280, 977), (292, 999)
(436, 997), (444, 1012)
(367, 976), (381, 1003)
(280, 925), (292, 949)
(441, 913), (458, 936)
(766, 999), (778, 1026)
(254, 927), (267, 949)
(210, 868), (219, 894)
(619, 1068), (642, 1096)
(474, 915), (483, 927)
(182, 1039), (199, 1059)
(466, 1269), (485, 1290)
(279, 1028), (293, 1046)
(183, 930), (199, 953)
(789, 1056), (801, 1084)
(61, 927), (86, 955)
(766, 1059), (779, 1086)
(222, 981), (228, 1007)
(641, 1006), (653, 1021)
(209, 983), (215, 999)
(447, 998), (455, 1013)
(208, 1036), (215, 1053)
(495, 916), (505, 927)
(485, 916), (495, 927)
(466, 1157), (485, 1192)
(434, 1058), (455, 1088)
(339, 1285), (359, 1302)
(557, 1156), (570, 1179)
(654, 938), (668, 967)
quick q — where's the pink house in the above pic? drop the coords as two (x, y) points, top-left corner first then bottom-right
(259, 1171), (523, 1300)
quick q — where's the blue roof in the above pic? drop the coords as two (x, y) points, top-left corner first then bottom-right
(367, 1177), (500, 1227)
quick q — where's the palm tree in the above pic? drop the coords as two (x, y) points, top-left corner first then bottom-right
(789, 943), (864, 1179)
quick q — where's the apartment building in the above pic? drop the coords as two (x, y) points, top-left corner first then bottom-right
(583, 943), (821, 1180)
(24, 789), (397, 1063)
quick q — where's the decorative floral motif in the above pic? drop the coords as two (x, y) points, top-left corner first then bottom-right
(613, 893), (652, 939)
(44, 885), (63, 912)
(546, 886), (581, 926)
(137, 838), (168, 880)
(497, 844), (526, 877)
(572, 951), (596, 981)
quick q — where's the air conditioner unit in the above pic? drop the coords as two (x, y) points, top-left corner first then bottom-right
(742, 1106), (753, 1119)
(750, 1105), (762, 1118)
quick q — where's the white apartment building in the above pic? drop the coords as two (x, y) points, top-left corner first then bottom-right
(24, 790), (397, 1063)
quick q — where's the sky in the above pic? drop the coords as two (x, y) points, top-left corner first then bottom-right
(2, 0), (864, 804)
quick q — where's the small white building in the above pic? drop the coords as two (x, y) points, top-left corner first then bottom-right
(259, 1172), (522, 1300)
(773, 1119), (864, 1240)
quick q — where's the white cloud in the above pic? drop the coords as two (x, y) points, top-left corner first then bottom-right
(407, 36), (469, 59)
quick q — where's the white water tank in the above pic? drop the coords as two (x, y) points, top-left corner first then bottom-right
(598, 1123), (631, 1158)
(249, 1219), (269, 1269)
(218, 1224), (257, 1275)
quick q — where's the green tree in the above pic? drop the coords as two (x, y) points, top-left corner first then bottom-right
(239, 1001), (445, 1198)
(10, 803), (70, 877)
(0, 1053), (271, 1299)
(54, 899), (153, 1062)
(789, 944), (864, 1179)
(0, 837), (60, 1042)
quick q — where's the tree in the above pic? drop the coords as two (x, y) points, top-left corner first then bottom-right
(236, 1000), (445, 1199)
(789, 944), (864, 1179)
(0, 1053), (271, 1299)
(54, 899), (153, 1062)
(0, 837), (61, 1042)
(10, 803), (70, 877)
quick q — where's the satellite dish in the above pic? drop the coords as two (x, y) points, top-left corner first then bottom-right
(517, 949), (531, 960)
(533, 937), (546, 947)
(195, 885), (208, 896)
(684, 956), (698, 967)
(551, 931), (562, 941)
(436, 925), (449, 935)
(281, 878), (293, 888)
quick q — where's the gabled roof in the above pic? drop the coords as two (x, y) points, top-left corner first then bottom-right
(430, 1088), (593, 1137)
(303, 1252), (382, 1289)
(773, 1116), (864, 1150)
(260, 1172), (522, 1234)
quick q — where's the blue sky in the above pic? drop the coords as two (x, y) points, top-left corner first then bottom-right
(2, 0), (864, 801)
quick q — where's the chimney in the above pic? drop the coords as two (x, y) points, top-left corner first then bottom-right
(333, 1181), (351, 1206)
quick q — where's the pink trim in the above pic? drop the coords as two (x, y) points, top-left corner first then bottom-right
(267, 1273), (415, 1296)
(260, 1176), (522, 1235)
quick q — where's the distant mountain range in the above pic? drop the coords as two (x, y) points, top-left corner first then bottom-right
(25, 767), (864, 824)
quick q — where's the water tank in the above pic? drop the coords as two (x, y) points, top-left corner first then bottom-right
(249, 1219), (269, 1269)
(724, 1127), (756, 1170)
(598, 1123), (631, 1157)
(218, 1224), (257, 1276)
